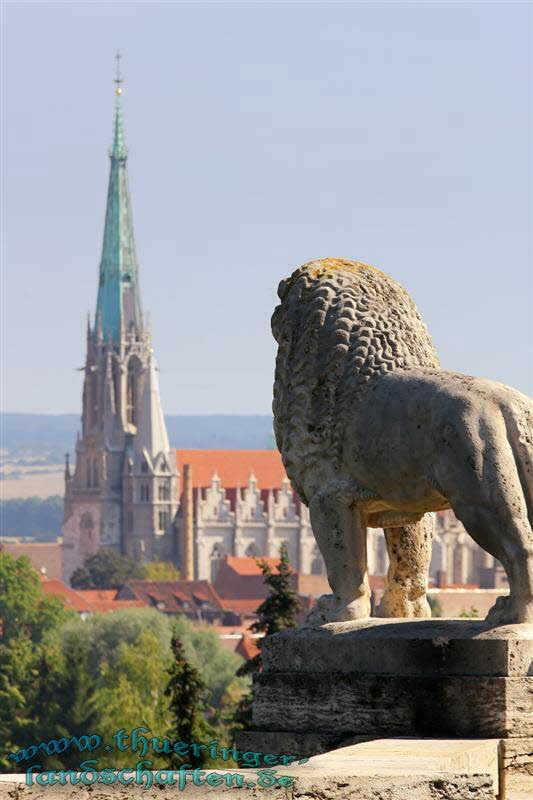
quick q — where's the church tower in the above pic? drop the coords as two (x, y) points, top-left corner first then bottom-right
(61, 56), (178, 583)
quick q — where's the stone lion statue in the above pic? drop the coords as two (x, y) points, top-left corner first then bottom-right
(272, 258), (533, 626)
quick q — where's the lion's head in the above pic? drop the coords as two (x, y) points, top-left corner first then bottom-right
(272, 258), (440, 502)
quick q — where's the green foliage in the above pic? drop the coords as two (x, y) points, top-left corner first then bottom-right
(0, 556), (249, 772)
(0, 495), (63, 540)
(171, 616), (246, 709)
(0, 553), (73, 769)
(0, 552), (72, 645)
(427, 595), (443, 618)
(237, 543), (301, 677)
(94, 630), (174, 761)
(165, 636), (213, 767)
(70, 547), (147, 588)
(144, 561), (181, 581)
(234, 544), (300, 735)
(459, 606), (480, 618)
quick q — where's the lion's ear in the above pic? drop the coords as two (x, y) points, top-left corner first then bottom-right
(277, 279), (289, 300)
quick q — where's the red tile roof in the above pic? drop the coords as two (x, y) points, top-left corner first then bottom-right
(219, 598), (265, 614)
(76, 589), (146, 612)
(116, 579), (225, 615)
(2, 541), (62, 580)
(41, 579), (94, 612)
(214, 556), (298, 602)
(175, 450), (287, 489)
(236, 634), (261, 661)
(224, 556), (286, 576)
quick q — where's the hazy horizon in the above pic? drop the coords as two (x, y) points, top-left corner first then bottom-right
(3, 2), (532, 414)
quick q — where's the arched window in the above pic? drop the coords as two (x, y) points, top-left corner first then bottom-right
(245, 542), (259, 557)
(210, 543), (224, 582)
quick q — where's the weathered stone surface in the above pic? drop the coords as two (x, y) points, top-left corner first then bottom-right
(272, 258), (533, 626)
(0, 774), (497, 800)
(235, 730), (372, 758)
(500, 737), (533, 799)
(263, 619), (533, 677)
(0, 740), (499, 800)
(253, 672), (533, 738)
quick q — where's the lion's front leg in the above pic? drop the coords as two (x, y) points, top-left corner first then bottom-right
(376, 514), (433, 619)
(306, 489), (371, 625)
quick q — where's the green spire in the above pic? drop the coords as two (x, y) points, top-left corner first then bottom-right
(95, 55), (142, 342)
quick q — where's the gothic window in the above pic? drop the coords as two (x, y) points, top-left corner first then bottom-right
(89, 374), (98, 428)
(80, 512), (94, 541)
(245, 542), (259, 557)
(87, 458), (93, 488)
(158, 510), (169, 531)
(126, 365), (136, 424)
(126, 357), (141, 425)
(210, 543), (224, 582)
(158, 482), (170, 501)
(140, 483), (150, 502)
(112, 360), (121, 412)
(92, 459), (99, 488)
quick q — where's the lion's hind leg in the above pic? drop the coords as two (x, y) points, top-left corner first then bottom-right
(451, 498), (533, 625)
(375, 514), (433, 619)
(439, 411), (533, 625)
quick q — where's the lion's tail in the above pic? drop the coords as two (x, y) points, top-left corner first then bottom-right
(502, 395), (533, 532)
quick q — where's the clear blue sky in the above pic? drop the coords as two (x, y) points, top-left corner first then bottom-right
(3, 1), (531, 415)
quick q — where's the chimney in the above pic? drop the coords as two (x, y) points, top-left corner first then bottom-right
(181, 464), (194, 580)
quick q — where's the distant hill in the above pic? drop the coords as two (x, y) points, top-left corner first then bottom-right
(1, 413), (275, 463)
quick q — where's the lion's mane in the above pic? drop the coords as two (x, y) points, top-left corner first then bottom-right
(272, 258), (440, 503)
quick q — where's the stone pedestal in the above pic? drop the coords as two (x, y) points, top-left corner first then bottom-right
(238, 619), (533, 797)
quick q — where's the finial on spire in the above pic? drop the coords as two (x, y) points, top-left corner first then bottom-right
(114, 50), (123, 96)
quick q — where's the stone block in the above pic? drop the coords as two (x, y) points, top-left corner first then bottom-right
(253, 671), (533, 739)
(0, 739), (500, 800)
(263, 619), (533, 677)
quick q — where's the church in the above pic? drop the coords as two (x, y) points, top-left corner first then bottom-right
(61, 66), (499, 591)
(60, 66), (332, 584)
(61, 68), (178, 581)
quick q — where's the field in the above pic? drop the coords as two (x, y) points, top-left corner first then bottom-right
(0, 463), (64, 499)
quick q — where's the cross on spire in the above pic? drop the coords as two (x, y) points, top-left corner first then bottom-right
(114, 50), (123, 96)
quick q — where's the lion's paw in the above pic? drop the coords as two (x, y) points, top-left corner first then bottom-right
(305, 593), (371, 626)
(485, 595), (533, 626)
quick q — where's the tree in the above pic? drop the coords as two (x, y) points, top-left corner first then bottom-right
(70, 548), (147, 588)
(0, 552), (73, 769)
(0, 551), (70, 643)
(234, 544), (301, 733)
(144, 561), (181, 581)
(237, 543), (301, 676)
(165, 635), (213, 768)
